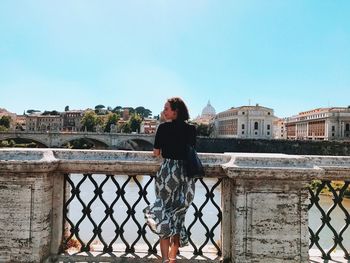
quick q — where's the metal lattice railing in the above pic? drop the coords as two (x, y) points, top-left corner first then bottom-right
(308, 180), (350, 260)
(61, 173), (222, 258)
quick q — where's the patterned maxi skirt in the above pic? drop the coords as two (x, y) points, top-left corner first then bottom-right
(143, 158), (195, 247)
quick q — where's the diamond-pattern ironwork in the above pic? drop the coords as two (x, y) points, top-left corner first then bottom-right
(62, 174), (222, 257)
(308, 180), (350, 260)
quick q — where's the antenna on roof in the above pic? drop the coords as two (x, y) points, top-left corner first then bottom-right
(248, 99), (251, 106)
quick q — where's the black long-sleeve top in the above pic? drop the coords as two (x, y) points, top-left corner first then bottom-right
(154, 120), (196, 160)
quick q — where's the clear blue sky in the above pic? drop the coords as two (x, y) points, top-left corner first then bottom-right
(1, 1), (349, 118)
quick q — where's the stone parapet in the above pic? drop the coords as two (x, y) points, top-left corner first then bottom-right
(1, 149), (350, 262)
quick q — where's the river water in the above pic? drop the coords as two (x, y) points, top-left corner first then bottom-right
(309, 194), (350, 251)
(67, 174), (222, 250)
(67, 174), (350, 253)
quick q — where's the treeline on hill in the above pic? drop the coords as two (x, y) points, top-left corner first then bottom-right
(24, 105), (155, 133)
(80, 105), (154, 133)
(2, 104), (212, 138)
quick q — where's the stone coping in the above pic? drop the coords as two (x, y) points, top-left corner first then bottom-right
(0, 149), (229, 175)
(0, 149), (350, 179)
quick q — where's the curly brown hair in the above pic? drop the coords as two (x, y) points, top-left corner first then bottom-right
(167, 97), (190, 121)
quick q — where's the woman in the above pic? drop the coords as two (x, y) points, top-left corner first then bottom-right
(144, 97), (196, 263)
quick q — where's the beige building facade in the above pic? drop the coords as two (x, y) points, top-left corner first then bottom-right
(26, 114), (63, 132)
(214, 104), (277, 139)
(62, 110), (84, 131)
(273, 118), (287, 139)
(285, 107), (350, 140)
(140, 118), (158, 134)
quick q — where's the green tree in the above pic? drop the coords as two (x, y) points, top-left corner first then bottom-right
(119, 122), (131, 133)
(129, 113), (142, 133)
(26, 109), (40, 114)
(81, 111), (98, 132)
(112, 106), (123, 113)
(0, 126), (8, 132)
(0, 116), (12, 128)
(135, 106), (152, 119)
(42, 110), (60, 115)
(63, 138), (94, 149)
(96, 115), (107, 131)
(104, 113), (120, 132)
(95, 104), (105, 110)
(95, 104), (107, 115)
(0, 140), (9, 147)
(195, 123), (213, 137)
(8, 139), (15, 147)
(124, 107), (135, 115)
(65, 105), (70, 111)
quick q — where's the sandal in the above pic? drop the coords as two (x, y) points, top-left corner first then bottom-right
(162, 260), (169, 263)
(169, 258), (176, 263)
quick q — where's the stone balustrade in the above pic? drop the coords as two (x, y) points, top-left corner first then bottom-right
(1, 149), (350, 263)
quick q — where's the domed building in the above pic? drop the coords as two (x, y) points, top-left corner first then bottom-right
(193, 101), (216, 125)
(201, 101), (216, 119)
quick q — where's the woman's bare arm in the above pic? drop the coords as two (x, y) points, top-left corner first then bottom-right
(153, 148), (161, 157)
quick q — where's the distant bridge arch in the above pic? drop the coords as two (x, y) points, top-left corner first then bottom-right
(0, 134), (49, 147)
(116, 138), (154, 151)
(0, 131), (155, 149)
(60, 137), (109, 149)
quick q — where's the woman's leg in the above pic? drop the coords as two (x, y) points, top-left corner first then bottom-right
(169, 234), (180, 262)
(160, 237), (170, 261)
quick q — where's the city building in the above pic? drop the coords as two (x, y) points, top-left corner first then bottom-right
(213, 104), (277, 139)
(122, 108), (131, 120)
(61, 110), (84, 132)
(273, 118), (287, 139)
(26, 114), (63, 132)
(192, 101), (216, 125)
(140, 118), (158, 134)
(15, 115), (26, 131)
(285, 107), (350, 140)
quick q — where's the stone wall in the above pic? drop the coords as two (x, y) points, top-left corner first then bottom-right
(197, 137), (350, 155)
(1, 149), (350, 262)
(0, 168), (55, 262)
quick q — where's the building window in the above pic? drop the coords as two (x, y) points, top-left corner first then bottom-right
(255, 131), (258, 135)
(268, 112), (271, 115)
(267, 132), (270, 135)
(332, 126), (335, 131)
(346, 124), (350, 132)
(254, 122), (258, 130)
(267, 124), (270, 130)
(242, 112), (245, 115)
(242, 131), (244, 134)
(242, 124), (245, 129)
(332, 133), (335, 137)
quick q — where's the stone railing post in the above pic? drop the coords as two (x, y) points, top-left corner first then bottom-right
(0, 149), (59, 263)
(49, 171), (66, 256)
(223, 153), (323, 263)
(221, 176), (233, 263)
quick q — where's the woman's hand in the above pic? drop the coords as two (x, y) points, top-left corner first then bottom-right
(153, 148), (161, 157)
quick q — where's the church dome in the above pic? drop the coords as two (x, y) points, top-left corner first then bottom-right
(201, 101), (216, 118)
